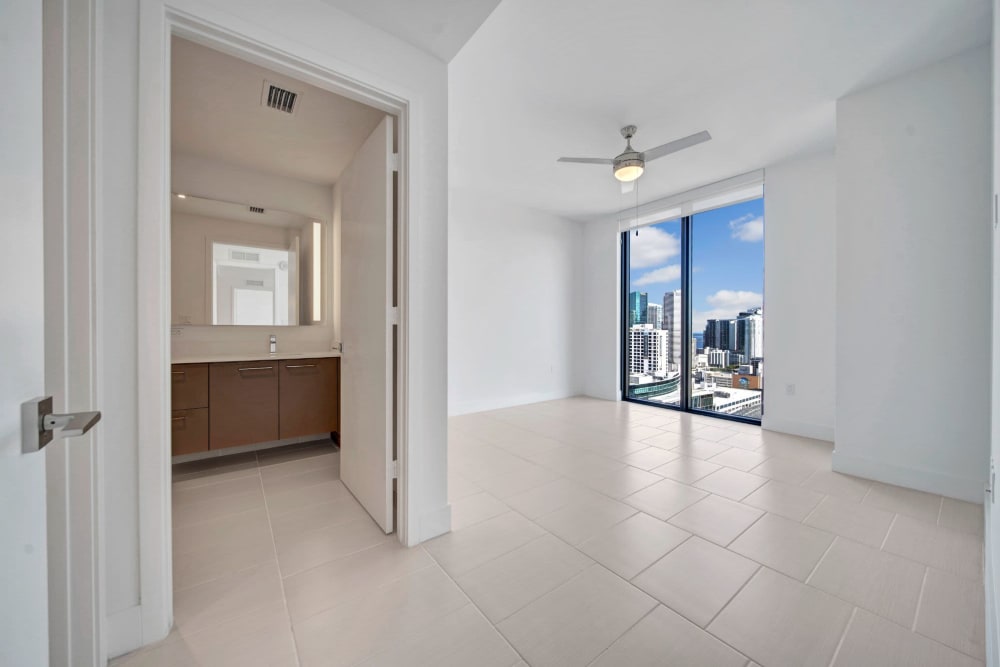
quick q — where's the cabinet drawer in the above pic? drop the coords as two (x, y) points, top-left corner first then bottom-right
(209, 361), (279, 449)
(171, 363), (208, 410)
(172, 408), (208, 456)
(279, 357), (340, 439)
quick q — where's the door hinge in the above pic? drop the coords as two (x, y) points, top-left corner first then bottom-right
(989, 458), (996, 503)
(389, 306), (400, 325)
(390, 459), (399, 479)
(391, 152), (400, 173)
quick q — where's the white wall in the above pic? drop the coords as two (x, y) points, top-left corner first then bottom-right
(448, 189), (583, 414)
(172, 153), (333, 220)
(101, 0), (449, 653)
(762, 152), (836, 441)
(581, 219), (621, 401)
(834, 46), (991, 502)
(986, 1), (999, 660)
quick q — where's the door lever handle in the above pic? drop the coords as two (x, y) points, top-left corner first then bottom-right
(43, 411), (102, 438)
(22, 396), (102, 454)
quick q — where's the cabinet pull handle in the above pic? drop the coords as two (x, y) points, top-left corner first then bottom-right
(285, 364), (317, 369)
(172, 416), (186, 422)
(237, 366), (273, 372)
(171, 371), (185, 375)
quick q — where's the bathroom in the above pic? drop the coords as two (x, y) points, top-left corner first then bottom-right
(166, 35), (402, 638)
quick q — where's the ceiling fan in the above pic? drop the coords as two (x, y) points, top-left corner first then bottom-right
(558, 125), (711, 189)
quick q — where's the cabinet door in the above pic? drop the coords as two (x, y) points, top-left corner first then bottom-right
(209, 362), (279, 449)
(279, 357), (339, 439)
(171, 408), (208, 456)
(171, 363), (208, 410)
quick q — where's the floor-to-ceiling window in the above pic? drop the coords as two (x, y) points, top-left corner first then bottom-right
(622, 177), (764, 423)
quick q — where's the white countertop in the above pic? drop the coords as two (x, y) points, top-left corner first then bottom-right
(172, 350), (341, 365)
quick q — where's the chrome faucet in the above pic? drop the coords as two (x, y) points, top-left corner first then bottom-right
(269, 334), (277, 354)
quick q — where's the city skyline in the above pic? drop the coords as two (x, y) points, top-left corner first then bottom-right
(628, 198), (764, 332)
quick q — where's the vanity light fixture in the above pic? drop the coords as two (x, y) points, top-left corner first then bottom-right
(312, 221), (322, 323)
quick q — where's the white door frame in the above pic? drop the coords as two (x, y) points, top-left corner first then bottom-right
(43, 0), (104, 663)
(135, 2), (412, 645)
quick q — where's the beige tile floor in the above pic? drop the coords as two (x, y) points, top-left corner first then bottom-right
(113, 397), (986, 666)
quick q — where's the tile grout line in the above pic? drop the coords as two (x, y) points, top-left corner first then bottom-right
(258, 467), (303, 667)
(910, 566), (929, 632)
(878, 513), (899, 551)
(799, 493), (827, 525)
(826, 606), (858, 667)
(703, 564), (763, 630)
(421, 547), (535, 666)
(804, 535), (839, 585)
(583, 604), (660, 667)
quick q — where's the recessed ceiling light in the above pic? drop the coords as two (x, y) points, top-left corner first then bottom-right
(175, 193), (187, 199)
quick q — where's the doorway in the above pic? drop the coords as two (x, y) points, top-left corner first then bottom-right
(133, 13), (414, 649)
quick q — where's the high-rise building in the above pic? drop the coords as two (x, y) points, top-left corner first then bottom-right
(628, 291), (648, 326)
(628, 325), (669, 377)
(662, 290), (682, 368)
(704, 320), (720, 349)
(743, 313), (763, 359)
(735, 307), (763, 360)
(646, 303), (663, 329)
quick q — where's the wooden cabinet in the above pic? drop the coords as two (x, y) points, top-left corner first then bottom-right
(170, 356), (339, 456)
(209, 362), (279, 450)
(171, 363), (209, 456)
(279, 358), (340, 439)
(171, 408), (208, 455)
(171, 363), (208, 410)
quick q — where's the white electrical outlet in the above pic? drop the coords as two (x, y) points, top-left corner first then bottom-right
(785, 383), (795, 396)
(171, 327), (183, 337)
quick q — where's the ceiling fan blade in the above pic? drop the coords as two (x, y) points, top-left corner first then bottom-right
(557, 157), (615, 164)
(621, 181), (634, 194)
(642, 130), (712, 162)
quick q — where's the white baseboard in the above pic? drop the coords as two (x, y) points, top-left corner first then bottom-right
(761, 415), (834, 442)
(986, 498), (997, 667)
(417, 503), (452, 544)
(106, 604), (144, 659)
(831, 450), (984, 503)
(448, 389), (578, 416)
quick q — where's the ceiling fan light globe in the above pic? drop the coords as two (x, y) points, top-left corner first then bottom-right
(614, 162), (644, 182)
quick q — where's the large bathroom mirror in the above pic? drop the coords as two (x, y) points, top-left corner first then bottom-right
(171, 194), (326, 326)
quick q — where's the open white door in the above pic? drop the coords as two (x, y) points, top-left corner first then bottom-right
(340, 116), (395, 533)
(0, 1), (50, 664)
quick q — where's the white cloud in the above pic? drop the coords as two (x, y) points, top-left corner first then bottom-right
(729, 214), (763, 242)
(706, 290), (763, 310)
(693, 290), (763, 332)
(633, 264), (681, 287)
(630, 227), (680, 268)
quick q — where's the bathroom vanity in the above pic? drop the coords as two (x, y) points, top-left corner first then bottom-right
(170, 351), (340, 456)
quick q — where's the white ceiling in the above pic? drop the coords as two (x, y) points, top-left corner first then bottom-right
(449, 0), (992, 221)
(319, 0), (502, 62)
(171, 37), (386, 185)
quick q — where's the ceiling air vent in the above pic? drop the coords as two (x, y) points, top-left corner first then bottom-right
(230, 250), (260, 262)
(262, 81), (299, 114)
(245, 279), (265, 287)
(248, 205), (265, 214)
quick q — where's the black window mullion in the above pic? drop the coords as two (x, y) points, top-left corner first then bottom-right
(681, 215), (692, 411)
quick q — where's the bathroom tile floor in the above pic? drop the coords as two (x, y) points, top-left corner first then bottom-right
(112, 397), (986, 666)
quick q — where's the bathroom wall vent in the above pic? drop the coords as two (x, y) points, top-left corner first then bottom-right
(262, 81), (299, 114)
(245, 279), (265, 287)
(248, 206), (265, 214)
(230, 250), (261, 262)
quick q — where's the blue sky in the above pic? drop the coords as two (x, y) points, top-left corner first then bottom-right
(628, 198), (764, 333)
